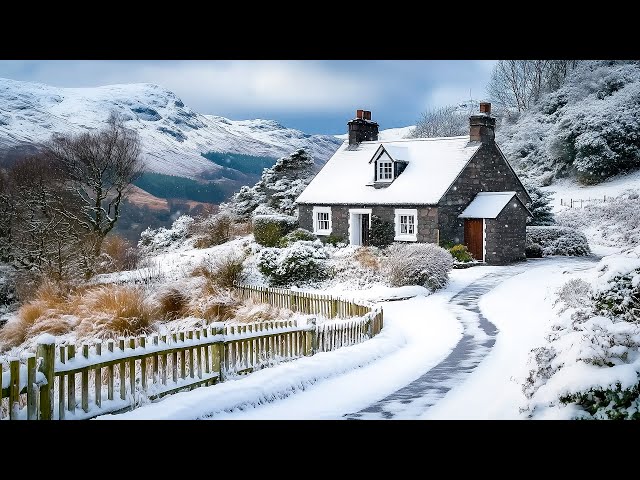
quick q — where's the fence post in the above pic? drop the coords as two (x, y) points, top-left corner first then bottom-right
(37, 338), (55, 420)
(9, 358), (19, 420)
(26, 354), (37, 420)
(213, 325), (224, 383)
(304, 317), (317, 356)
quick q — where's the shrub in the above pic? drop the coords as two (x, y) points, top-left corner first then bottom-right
(526, 226), (590, 256)
(382, 243), (453, 290)
(525, 242), (543, 258)
(157, 288), (189, 320)
(253, 215), (298, 247)
(138, 215), (195, 254)
(369, 215), (395, 248)
(258, 240), (329, 287)
(278, 228), (317, 247)
(353, 247), (380, 271)
(449, 244), (473, 262)
(193, 212), (233, 248)
(195, 252), (247, 290)
(322, 233), (346, 247)
(99, 235), (140, 273)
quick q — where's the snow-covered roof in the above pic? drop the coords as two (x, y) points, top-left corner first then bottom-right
(458, 192), (518, 219)
(296, 136), (480, 205)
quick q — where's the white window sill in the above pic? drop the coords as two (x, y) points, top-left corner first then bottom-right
(314, 230), (332, 236)
(394, 235), (417, 242)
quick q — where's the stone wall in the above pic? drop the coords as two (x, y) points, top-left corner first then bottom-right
(438, 142), (530, 245)
(297, 204), (438, 243)
(484, 199), (528, 265)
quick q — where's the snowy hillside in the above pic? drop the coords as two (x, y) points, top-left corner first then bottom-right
(0, 78), (342, 179)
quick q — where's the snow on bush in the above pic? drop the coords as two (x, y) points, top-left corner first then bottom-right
(526, 226), (590, 256)
(498, 61), (640, 186)
(556, 189), (640, 248)
(252, 214), (298, 247)
(278, 228), (317, 247)
(523, 248), (640, 419)
(138, 215), (195, 254)
(257, 240), (329, 287)
(382, 243), (453, 291)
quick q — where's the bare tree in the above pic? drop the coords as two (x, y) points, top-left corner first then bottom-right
(487, 60), (580, 113)
(407, 105), (469, 139)
(2, 155), (83, 280)
(47, 113), (145, 257)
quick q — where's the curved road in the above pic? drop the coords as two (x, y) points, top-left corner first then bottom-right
(344, 260), (576, 420)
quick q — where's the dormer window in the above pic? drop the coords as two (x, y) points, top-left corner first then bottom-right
(377, 159), (393, 182)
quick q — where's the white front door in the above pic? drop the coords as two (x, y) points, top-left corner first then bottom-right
(349, 209), (372, 246)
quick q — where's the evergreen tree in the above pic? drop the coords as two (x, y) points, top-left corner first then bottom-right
(222, 149), (316, 219)
(369, 215), (395, 248)
(525, 184), (555, 225)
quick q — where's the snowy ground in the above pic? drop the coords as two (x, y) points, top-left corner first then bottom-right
(103, 255), (601, 420)
(542, 171), (640, 213)
(100, 265), (492, 420)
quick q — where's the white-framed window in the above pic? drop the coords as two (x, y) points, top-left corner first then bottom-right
(394, 208), (418, 241)
(377, 159), (393, 182)
(312, 206), (332, 235)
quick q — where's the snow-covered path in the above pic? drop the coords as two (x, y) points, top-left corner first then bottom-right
(345, 267), (528, 419)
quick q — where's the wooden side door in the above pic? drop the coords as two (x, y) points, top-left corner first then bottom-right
(464, 219), (484, 261)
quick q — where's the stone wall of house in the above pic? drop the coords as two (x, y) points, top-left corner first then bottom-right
(438, 142), (530, 245)
(297, 204), (438, 243)
(484, 200), (528, 265)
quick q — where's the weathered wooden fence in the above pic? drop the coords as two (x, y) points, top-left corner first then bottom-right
(0, 286), (383, 420)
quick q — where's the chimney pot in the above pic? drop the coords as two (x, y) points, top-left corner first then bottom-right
(479, 102), (491, 114)
(347, 109), (379, 145)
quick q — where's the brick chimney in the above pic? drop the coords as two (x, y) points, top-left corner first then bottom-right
(348, 109), (378, 145)
(469, 102), (496, 143)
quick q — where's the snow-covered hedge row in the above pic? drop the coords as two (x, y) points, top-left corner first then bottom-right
(524, 247), (640, 419)
(556, 189), (640, 248)
(382, 243), (453, 291)
(526, 226), (590, 257)
(138, 215), (195, 254)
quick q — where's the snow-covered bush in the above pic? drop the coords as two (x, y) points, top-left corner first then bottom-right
(525, 240), (543, 258)
(524, 184), (555, 225)
(138, 215), (194, 254)
(556, 189), (640, 248)
(526, 226), (590, 256)
(382, 243), (453, 290)
(498, 61), (640, 185)
(252, 215), (298, 247)
(523, 248), (640, 419)
(321, 233), (346, 247)
(193, 212), (233, 249)
(278, 228), (316, 247)
(257, 240), (329, 287)
(369, 215), (395, 248)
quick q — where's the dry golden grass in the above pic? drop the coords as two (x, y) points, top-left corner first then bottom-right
(74, 285), (156, 339)
(353, 247), (380, 271)
(232, 299), (294, 324)
(157, 288), (189, 321)
(0, 281), (77, 349)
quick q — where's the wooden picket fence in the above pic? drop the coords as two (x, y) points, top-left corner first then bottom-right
(0, 286), (383, 420)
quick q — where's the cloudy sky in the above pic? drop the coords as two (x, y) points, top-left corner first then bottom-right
(0, 60), (496, 135)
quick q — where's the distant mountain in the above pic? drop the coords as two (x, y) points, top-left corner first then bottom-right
(0, 78), (342, 179)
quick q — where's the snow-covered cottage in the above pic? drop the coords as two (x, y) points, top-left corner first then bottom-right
(296, 103), (532, 265)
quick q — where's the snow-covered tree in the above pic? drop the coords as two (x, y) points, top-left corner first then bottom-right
(47, 113), (145, 257)
(498, 61), (640, 185)
(524, 183), (554, 225)
(406, 105), (469, 139)
(221, 149), (315, 219)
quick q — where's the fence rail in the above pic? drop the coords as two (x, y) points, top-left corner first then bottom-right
(559, 195), (611, 209)
(1, 285), (383, 420)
